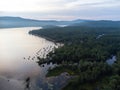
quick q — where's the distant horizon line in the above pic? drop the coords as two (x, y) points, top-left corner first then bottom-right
(0, 16), (119, 21)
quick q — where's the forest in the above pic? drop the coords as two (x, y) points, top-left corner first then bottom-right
(29, 24), (120, 90)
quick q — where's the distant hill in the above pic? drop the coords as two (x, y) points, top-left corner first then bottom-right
(71, 20), (120, 28)
(0, 16), (87, 28)
(0, 16), (120, 28)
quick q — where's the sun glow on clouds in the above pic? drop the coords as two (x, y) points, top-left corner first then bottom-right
(0, 0), (120, 20)
(1, 0), (115, 12)
(0, 0), (48, 12)
(0, 0), (71, 12)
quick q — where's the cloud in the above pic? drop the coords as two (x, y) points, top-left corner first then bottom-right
(0, 0), (77, 12)
(0, 0), (120, 20)
(65, 0), (120, 9)
(0, 0), (119, 12)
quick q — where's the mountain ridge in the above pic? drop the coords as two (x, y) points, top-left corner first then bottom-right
(0, 16), (120, 28)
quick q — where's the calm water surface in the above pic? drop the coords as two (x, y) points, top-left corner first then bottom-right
(0, 27), (69, 90)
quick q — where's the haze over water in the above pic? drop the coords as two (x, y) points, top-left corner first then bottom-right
(0, 27), (56, 90)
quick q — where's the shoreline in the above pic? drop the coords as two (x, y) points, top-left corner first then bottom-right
(28, 29), (71, 90)
(29, 33), (57, 43)
(29, 30), (64, 65)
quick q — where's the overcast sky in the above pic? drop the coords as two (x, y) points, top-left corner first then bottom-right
(0, 0), (120, 20)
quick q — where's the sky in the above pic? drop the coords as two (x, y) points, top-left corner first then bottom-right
(0, 0), (120, 20)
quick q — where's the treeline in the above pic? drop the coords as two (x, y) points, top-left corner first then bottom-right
(29, 25), (120, 90)
(29, 26), (120, 43)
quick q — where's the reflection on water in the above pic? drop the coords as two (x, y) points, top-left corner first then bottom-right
(0, 27), (63, 90)
(106, 56), (116, 65)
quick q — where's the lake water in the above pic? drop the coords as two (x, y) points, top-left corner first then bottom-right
(0, 27), (69, 90)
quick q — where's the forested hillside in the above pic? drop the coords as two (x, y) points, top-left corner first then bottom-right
(29, 23), (120, 90)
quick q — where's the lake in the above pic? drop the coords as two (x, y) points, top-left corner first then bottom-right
(0, 27), (69, 90)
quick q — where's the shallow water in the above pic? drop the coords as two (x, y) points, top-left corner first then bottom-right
(106, 56), (116, 65)
(0, 27), (61, 90)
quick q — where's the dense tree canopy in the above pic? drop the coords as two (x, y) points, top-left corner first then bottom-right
(30, 25), (120, 90)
